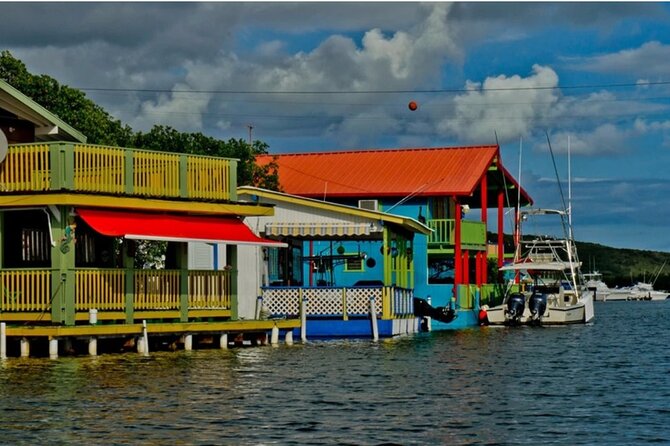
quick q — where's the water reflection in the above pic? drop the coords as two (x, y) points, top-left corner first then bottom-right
(1, 303), (669, 445)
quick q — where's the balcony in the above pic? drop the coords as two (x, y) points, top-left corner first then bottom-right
(427, 218), (487, 253)
(0, 268), (234, 323)
(0, 142), (237, 202)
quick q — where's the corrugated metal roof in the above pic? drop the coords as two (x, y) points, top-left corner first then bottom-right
(256, 145), (502, 198)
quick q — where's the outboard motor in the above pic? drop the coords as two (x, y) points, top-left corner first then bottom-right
(506, 293), (526, 324)
(528, 292), (547, 324)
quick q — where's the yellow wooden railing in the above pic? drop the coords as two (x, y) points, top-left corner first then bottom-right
(187, 156), (232, 200)
(0, 269), (52, 312)
(73, 145), (125, 194)
(0, 144), (50, 192)
(75, 269), (125, 311)
(0, 268), (234, 322)
(188, 270), (231, 309)
(134, 270), (181, 311)
(1, 143), (236, 200)
(133, 150), (181, 197)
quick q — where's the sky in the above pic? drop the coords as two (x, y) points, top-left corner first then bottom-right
(3, 2), (670, 252)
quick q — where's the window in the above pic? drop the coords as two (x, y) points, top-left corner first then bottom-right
(344, 255), (364, 272)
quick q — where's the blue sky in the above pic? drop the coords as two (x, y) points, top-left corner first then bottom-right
(3, 2), (670, 251)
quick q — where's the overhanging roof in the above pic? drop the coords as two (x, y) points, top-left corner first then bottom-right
(0, 79), (86, 143)
(77, 208), (287, 247)
(255, 145), (533, 207)
(238, 186), (432, 236)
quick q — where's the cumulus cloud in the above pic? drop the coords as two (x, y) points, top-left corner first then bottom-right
(437, 65), (560, 143)
(568, 41), (670, 79)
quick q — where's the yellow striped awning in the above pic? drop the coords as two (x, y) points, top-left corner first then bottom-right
(264, 222), (373, 237)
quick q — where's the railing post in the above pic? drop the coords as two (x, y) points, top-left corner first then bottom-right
(228, 160), (237, 201)
(123, 243), (135, 324)
(342, 287), (348, 321)
(300, 290), (307, 343)
(49, 143), (74, 191)
(179, 154), (188, 199)
(124, 148), (134, 194)
(382, 287), (392, 320)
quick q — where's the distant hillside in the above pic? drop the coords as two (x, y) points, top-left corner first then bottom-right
(489, 232), (670, 290)
(575, 241), (670, 290)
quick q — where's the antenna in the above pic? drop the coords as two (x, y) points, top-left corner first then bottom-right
(0, 129), (8, 163)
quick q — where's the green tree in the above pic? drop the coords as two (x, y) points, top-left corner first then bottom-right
(0, 50), (134, 146)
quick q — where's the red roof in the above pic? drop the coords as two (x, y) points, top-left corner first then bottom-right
(257, 145), (523, 199)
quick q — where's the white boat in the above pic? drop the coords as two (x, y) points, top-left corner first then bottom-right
(485, 209), (595, 325)
(622, 282), (669, 301)
(582, 271), (645, 301)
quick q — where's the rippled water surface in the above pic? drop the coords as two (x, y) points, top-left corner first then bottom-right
(1, 301), (669, 445)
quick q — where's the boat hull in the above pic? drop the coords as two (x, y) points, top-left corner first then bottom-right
(486, 292), (594, 326)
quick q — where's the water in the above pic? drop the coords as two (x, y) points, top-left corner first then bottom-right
(1, 301), (668, 445)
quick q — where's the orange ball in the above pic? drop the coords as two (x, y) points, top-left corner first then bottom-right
(408, 101), (418, 111)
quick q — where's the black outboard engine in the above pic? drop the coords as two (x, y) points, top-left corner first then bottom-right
(506, 293), (526, 324)
(528, 292), (547, 324)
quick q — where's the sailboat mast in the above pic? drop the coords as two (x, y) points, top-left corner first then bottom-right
(568, 135), (573, 240)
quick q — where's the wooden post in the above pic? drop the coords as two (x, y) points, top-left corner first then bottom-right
(88, 337), (97, 356)
(300, 293), (307, 343)
(270, 325), (279, 345)
(0, 322), (6, 359)
(285, 330), (294, 346)
(227, 245), (239, 320)
(184, 334), (193, 351)
(370, 296), (379, 342)
(49, 337), (58, 360)
(20, 337), (29, 358)
(219, 333), (228, 349)
(123, 241), (135, 324)
(141, 320), (149, 356)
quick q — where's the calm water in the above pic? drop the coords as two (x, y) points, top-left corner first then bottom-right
(1, 301), (668, 445)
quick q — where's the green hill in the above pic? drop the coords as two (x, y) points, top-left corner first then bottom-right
(575, 241), (670, 290)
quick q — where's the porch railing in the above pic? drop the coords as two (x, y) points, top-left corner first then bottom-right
(0, 142), (236, 201)
(0, 268), (233, 319)
(427, 219), (487, 250)
(260, 285), (414, 320)
(0, 269), (52, 312)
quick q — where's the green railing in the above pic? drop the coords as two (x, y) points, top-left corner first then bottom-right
(427, 219), (487, 251)
(0, 142), (237, 201)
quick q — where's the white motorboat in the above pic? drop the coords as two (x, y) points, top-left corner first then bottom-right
(584, 271), (612, 302)
(485, 209), (595, 325)
(623, 282), (669, 301)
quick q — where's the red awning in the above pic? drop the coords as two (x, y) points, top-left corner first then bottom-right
(77, 208), (286, 247)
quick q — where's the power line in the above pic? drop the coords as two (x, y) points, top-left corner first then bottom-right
(76, 80), (670, 95)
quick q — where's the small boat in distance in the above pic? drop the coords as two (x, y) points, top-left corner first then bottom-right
(485, 209), (595, 325)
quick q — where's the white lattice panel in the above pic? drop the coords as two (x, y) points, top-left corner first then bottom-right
(304, 288), (343, 315)
(346, 287), (382, 315)
(262, 288), (300, 315)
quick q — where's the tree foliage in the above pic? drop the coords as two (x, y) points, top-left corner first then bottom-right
(1, 50), (282, 269)
(0, 50), (280, 189)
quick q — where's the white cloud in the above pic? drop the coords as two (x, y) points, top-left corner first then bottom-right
(570, 41), (670, 78)
(437, 65), (560, 143)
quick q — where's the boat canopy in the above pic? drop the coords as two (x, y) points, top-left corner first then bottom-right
(500, 261), (579, 272)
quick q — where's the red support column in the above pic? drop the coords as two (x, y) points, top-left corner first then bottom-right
(454, 198), (462, 287)
(480, 174), (488, 285)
